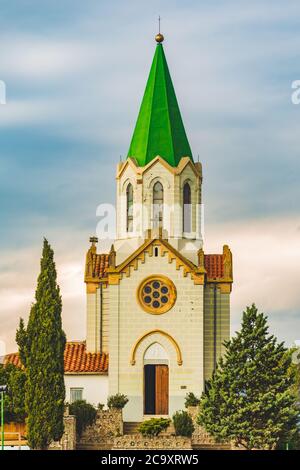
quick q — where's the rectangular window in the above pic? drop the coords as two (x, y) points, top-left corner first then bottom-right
(70, 387), (83, 403)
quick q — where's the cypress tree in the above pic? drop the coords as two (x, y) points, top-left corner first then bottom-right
(16, 239), (66, 449)
(198, 304), (299, 450)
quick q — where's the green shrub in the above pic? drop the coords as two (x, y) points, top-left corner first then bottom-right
(173, 410), (195, 437)
(138, 418), (171, 437)
(69, 400), (97, 438)
(107, 393), (128, 409)
(184, 392), (200, 408)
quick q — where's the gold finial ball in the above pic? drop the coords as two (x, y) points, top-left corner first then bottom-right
(155, 33), (164, 43)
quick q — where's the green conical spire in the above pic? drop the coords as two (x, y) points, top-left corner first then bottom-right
(127, 41), (193, 167)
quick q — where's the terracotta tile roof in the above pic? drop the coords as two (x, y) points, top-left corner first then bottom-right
(3, 352), (22, 369)
(64, 342), (108, 373)
(3, 342), (108, 374)
(204, 254), (224, 279)
(91, 253), (109, 278)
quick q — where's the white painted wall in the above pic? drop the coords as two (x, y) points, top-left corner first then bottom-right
(64, 374), (108, 407)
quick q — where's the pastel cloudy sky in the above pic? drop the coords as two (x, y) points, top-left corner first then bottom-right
(0, 0), (300, 354)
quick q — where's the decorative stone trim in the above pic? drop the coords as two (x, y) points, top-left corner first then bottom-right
(113, 435), (192, 450)
(130, 329), (183, 366)
(116, 156), (201, 181)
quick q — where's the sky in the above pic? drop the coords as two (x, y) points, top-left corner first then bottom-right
(0, 0), (300, 354)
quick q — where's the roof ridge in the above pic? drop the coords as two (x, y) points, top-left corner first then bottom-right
(160, 45), (175, 166)
(144, 44), (159, 166)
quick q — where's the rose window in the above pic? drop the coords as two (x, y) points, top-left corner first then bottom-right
(138, 276), (176, 314)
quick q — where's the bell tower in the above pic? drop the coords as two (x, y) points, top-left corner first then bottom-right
(84, 32), (233, 421)
(114, 33), (203, 264)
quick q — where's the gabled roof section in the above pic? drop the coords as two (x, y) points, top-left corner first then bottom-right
(204, 254), (224, 279)
(117, 156), (201, 181)
(86, 253), (109, 280)
(127, 43), (193, 167)
(84, 238), (233, 288)
(106, 238), (205, 285)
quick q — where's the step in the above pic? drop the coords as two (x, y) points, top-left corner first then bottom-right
(123, 422), (141, 435)
(192, 443), (231, 451)
(76, 443), (112, 450)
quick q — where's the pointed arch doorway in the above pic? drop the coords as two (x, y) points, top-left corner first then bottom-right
(144, 343), (169, 415)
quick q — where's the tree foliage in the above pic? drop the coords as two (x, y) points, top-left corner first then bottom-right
(138, 418), (171, 437)
(107, 393), (129, 409)
(173, 410), (194, 437)
(184, 392), (200, 408)
(198, 304), (299, 450)
(0, 364), (26, 423)
(16, 239), (66, 449)
(69, 400), (97, 438)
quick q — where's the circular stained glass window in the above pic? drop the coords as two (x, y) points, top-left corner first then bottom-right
(137, 275), (176, 314)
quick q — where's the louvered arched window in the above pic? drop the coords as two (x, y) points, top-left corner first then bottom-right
(183, 182), (191, 232)
(126, 183), (133, 232)
(153, 181), (164, 228)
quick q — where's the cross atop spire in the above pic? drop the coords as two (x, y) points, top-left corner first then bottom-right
(155, 16), (164, 43)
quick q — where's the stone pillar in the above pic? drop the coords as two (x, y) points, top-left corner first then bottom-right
(49, 412), (76, 450)
(187, 406), (216, 446)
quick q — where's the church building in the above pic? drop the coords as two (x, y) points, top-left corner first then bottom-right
(83, 32), (233, 422)
(6, 33), (233, 423)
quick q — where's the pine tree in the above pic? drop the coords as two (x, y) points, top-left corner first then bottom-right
(198, 304), (299, 450)
(16, 239), (66, 449)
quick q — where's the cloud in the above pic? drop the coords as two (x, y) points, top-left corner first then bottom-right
(0, 239), (86, 353)
(0, 98), (61, 127)
(0, 0), (300, 351)
(1, 213), (299, 353)
(0, 36), (100, 82)
(204, 215), (300, 345)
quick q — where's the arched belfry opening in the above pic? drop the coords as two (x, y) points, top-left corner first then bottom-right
(144, 343), (169, 415)
(183, 182), (192, 233)
(152, 181), (164, 229)
(126, 183), (133, 232)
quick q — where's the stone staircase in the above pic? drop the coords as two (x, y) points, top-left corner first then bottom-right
(76, 442), (112, 450)
(123, 422), (141, 435)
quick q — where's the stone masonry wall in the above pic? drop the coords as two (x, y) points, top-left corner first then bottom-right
(78, 409), (123, 449)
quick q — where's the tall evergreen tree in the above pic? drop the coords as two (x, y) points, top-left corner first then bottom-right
(16, 239), (66, 449)
(198, 304), (299, 450)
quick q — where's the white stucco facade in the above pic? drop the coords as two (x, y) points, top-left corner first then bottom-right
(64, 374), (108, 408)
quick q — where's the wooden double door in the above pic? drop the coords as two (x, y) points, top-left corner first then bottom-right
(144, 364), (169, 415)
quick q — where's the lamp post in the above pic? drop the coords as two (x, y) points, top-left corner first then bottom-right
(0, 385), (8, 451)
